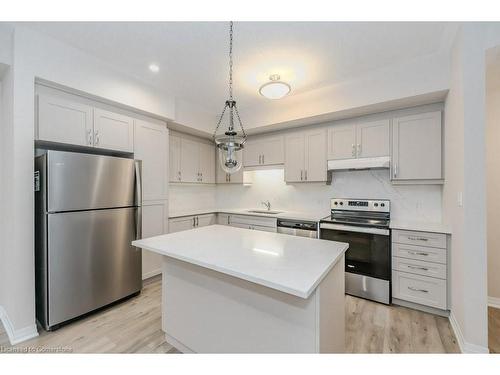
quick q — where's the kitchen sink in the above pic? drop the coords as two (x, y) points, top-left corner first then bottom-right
(246, 210), (283, 214)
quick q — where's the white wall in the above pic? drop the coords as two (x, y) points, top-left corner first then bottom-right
(216, 169), (442, 222)
(239, 51), (450, 131)
(443, 24), (489, 353)
(486, 63), (500, 302)
(0, 25), (205, 343)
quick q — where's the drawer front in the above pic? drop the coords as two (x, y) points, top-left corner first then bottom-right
(392, 257), (446, 279)
(229, 214), (277, 228)
(230, 223), (277, 233)
(392, 271), (447, 309)
(392, 229), (446, 249)
(392, 242), (447, 264)
(217, 213), (230, 225)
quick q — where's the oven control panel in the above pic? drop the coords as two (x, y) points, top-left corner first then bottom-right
(330, 198), (390, 212)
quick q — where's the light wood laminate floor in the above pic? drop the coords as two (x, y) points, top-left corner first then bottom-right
(489, 307), (500, 353)
(1, 277), (461, 353)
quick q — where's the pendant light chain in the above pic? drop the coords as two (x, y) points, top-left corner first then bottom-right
(229, 21), (233, 101)
(212, 21), (247, 143)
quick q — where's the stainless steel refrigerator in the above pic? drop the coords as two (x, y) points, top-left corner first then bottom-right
(35, 150), (142, 330)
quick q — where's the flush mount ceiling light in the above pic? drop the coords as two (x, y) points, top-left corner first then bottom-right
(212, 21), (247, 174)
(259, 74), (291, 99)
(149, 63), (159, 73)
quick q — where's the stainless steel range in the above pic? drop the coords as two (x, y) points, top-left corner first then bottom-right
(319, 198), (391, 304)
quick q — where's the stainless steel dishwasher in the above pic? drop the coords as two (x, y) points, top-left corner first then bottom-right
(277, 219), (318, 238)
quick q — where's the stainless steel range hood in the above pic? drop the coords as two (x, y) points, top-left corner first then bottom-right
(327, 156), (390, 171)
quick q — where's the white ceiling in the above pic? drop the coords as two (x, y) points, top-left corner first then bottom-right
(23, 22), (457, 113)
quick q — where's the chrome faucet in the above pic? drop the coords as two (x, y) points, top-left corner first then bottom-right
(261, 200), (271, 211)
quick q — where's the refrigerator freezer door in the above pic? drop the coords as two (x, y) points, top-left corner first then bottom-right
(47, 150), (136, 212)
(47, 207), (141, 328)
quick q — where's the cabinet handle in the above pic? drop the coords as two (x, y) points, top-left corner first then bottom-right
(408, 286), (429, 293)
(94, 130), (100, 146)
(227, 216), (230, 225)
(262, 155), (265, 164)
(352, 144), (356, 157)
(228, 174), (231, 182)
(407, 265), (429, 271)
(305, 170), (307, 181)
(196, 217), (199, 226)
(87, 129), (93, 145)
(394, 164), (398, 178)
(408, 236), (429, 242)
(300, 170), (303, 181)
(193, 217), (196, 227)
(259, 155), (262, 164)
(407, 250), (429, 256)
(357, 144), (361, 156)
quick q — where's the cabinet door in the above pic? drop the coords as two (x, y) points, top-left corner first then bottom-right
(243, 140), (262, 167)
(180, 138), (200, 183)
(284, 133), (305, 182)
(197, 214), (216, 227)
(169, 135), (181, 182)
(262, 136), (284, 165)
(304, 129), (327, 182)
(168, 216), (195, 233)
(93, 108), (134, 152)
(356, 119), (390, 158)
(141, 201), (168, 279)
(228, 168), (244, 183)
(327, 124), (356, 160)
(134, 120), (168, 201)
(392, 111), (442, 181)
(199, 143), (216, 184)
(37, 94), (93, 147)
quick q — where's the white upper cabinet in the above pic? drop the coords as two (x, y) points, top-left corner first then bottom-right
(284, 133), (304, 182)
(93, 108), (134, 152)
(36, 91), (135, 153)
(355, 119), (390, 158)
(304, 129), (327, 182)
(285, 128), (327, 183)
(37, 94), (93, 147)
(198, 142), (216, 184)
(392, 111), (442, 182)
(169, 135), (181, 182)
(170, 133), (216, 184)
(328, 119), (389, 160)
(180, 138), (200, 183)
(328, 124), (357, 160)
(243, 135), (284, 167)
(134, 119), (168, 201)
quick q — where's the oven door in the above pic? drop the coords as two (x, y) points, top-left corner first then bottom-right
(319, 223), (390, 280)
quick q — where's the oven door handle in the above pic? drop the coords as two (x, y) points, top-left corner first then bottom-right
(319, 223), (390, 236)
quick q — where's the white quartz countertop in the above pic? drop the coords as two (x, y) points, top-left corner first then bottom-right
(168, 208), (328, 222)
(390, 220), (451, 234)
(133, 225), (348, 299)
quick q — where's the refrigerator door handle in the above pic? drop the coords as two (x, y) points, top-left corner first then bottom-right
(134, 160), (143, 207)
(135, 207), (142, 241)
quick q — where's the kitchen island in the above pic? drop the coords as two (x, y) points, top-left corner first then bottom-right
(132, 225), (348, 353)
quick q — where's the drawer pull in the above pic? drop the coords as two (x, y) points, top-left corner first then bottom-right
(408, 236), (429, 242)
(407, 265), (429, 271)
(408, 286), (429, 293)
(407, 250), (429, 256)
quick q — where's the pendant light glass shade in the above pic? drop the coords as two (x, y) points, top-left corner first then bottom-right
(212, 22), (247, 174)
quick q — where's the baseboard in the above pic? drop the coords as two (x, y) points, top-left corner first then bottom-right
(392, 298), (449, 317)
(488, 296), (500, 309)
(449, 311), (489, 353)
(0, 305), (38, 345)
(142, 269), (161, 280)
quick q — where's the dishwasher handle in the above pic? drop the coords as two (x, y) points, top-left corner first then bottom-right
(277, 219), (318, 231)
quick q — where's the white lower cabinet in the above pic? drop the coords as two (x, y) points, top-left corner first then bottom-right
(141, 201), (168, 279)
(392, 271), (447, 310)
(392, 229), (448, 311)
(169, 213), (216, 233)
(217, 213), (277, 232)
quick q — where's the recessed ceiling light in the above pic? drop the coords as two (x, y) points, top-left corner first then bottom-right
(259, 74), (291, 100)
(149, 63), (160, 73)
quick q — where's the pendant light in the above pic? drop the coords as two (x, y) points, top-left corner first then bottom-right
(213, 21), (247, 174)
